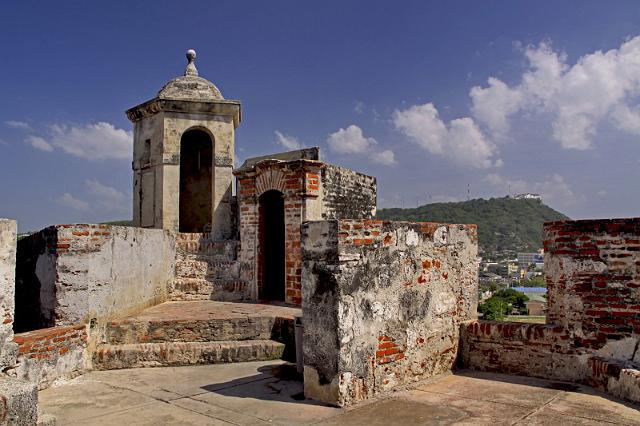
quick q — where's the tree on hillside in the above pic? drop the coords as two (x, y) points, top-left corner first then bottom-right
(478, 298), (508, 320)
(478, 289), (529, 319)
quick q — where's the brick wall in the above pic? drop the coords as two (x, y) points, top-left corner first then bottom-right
(460, 320), (640, 402)
(459, 321), (583, 381)
(9, 324), (88, 389)
(235, 158), (377, 306)
(302, 219), (478, 406)
(544, 218), (640, 350)
(15, 224), (176, 330)
(460, 217), (640, 404)
(235, 159), (324, 305)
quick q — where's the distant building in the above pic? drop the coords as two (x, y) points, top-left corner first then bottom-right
(507, 261), (519, 278)
(513, 193), (542, 200)
(511, 286), (547, 316)
(518, 252), (544, 271)
(512, 286), (547, 293)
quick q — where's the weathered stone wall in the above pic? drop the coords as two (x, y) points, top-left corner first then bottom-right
(0, 220), (18, 370)
(171, 233), (245, 301)
(9, 324), (88, 389)
(15, 224), (176, 330)
(302, 219), (478, 406)
(459, 321), (586, 382)
(460, 217), (640, 404)
(544, 218), (640, 352)
(321, 165), (376, 220)
(460, 320), (640, 403)
(0, 220), (40, 423)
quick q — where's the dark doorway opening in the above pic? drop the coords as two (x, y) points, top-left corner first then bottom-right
(179, 130), (213, 232)
(259, 190), (285, 301)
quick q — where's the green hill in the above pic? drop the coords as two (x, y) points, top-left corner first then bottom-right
(376, 197), (569, 255)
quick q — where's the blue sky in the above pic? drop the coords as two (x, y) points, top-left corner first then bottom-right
(2, 1), (640, 232)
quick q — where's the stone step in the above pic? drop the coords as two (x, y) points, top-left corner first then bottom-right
(175, 258), (240, 280)
(170, 278), (247, 301)
(0, 377), (39, 425)
(104, 315), (289, 345)
(38, 412), (58, 426)
(92, 340), (285, 370)
(176, 234), (238, 258)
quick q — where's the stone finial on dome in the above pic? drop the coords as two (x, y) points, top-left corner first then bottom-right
(185, 49), (198, 76)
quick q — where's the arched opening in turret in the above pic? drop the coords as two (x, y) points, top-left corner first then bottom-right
(258, 190), (285, 301)
(179, 129), (213, 233)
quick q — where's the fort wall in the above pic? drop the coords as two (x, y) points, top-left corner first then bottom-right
(236, 159), (377, 306)
(0, 220), (18, 369)
(321, 165), (377, 220)
(460, 218), (640, 403)
(0, 219), (39, 423)
(15, 225), (175, 331)
(545, 218), (640, 352)
(301, 219), (478, 406)
(9, 324), (88, 390)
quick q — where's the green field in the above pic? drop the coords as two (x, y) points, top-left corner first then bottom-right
(505, 315), (546, 324)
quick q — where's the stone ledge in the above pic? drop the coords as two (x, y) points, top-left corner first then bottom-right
(93, 340), (285, 370)
(0, 377), (38, 425)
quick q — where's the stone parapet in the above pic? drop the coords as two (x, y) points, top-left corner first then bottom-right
(15, 225), (176, 331)
(9, 325), (88, 389)
(301, 219), (478, 406)
(544, 218), (640, 350)
(459, 320), (587, 382)
(460, 216), (640, 404)
(0, 220), (17, 370)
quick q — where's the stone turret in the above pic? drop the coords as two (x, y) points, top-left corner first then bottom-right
(127, 50), (241, 238)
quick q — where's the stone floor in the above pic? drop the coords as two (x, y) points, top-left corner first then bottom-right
(118, 300), (301, 322)
(40, 361), (640, 425)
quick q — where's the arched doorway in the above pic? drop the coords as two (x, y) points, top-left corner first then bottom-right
(259, 190), (285, 301)
(179, 129), (213, 232)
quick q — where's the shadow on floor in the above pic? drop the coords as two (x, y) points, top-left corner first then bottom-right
(454, 368), (640, 410)
(200, 363), (332, 407)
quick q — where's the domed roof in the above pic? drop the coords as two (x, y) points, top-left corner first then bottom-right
(157, 49), (224, 101)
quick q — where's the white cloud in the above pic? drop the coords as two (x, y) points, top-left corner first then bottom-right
(597, 190), (607, 197)
(85, 180), (128, 213)
(370, 149), (397, 165)
(354, 101), (365, 114)
(26, 135), (53, 152)
(5, 120), (32, 130)
(392, 103), (500, 169)
(471, 37), (640, 149)
(327, 125), (377, 154)
(326, 124), (396, 166)
(611, 104), (640, 135)
(470, 77), (523, 139)
(85, 180), (126, 203)
(274, 131), (303, 150)
(49, 122), (132, 160)
(484, 173), (583, 207)
(56, 193), (89, 211)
